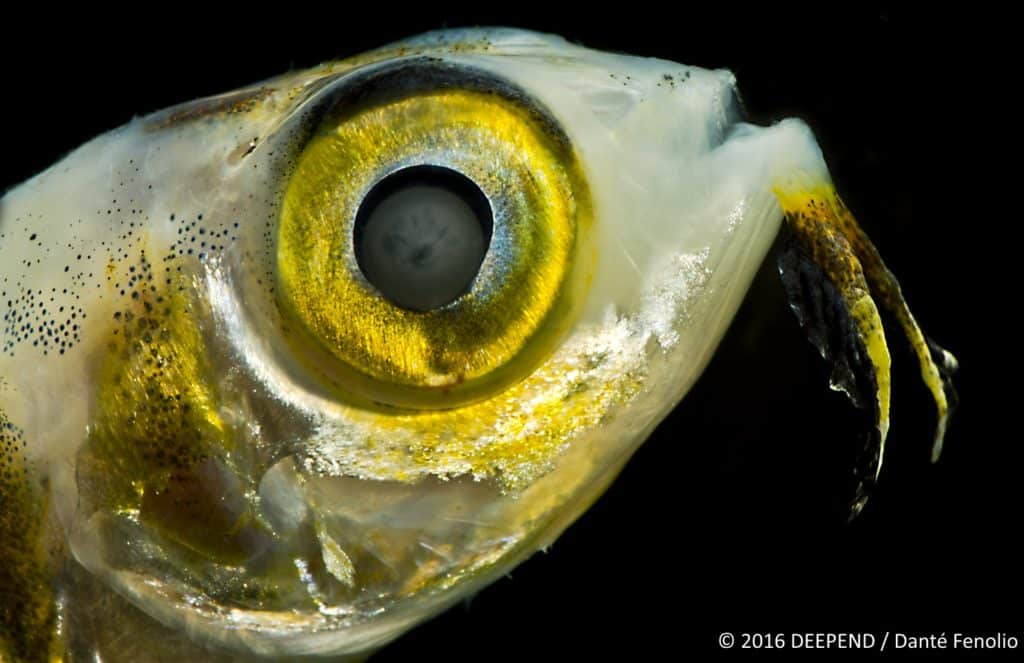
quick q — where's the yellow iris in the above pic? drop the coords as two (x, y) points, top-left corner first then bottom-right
(277, 87), (592, 409)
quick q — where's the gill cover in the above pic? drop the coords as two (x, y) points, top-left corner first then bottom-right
(0, 28), (952, 661)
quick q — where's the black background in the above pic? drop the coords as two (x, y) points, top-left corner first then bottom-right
(3, 9), (1008, 660)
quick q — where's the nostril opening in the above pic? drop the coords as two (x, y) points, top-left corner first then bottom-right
(722, 85), (747, 126)
(710, 85), (747, 148)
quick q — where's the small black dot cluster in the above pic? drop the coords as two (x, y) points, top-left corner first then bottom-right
(0, 410), (54, 662)
(2, 285), (87, 357)
(1, 177), (245, 359)
(655, 70), (693, 88)
(168, 212), (239, 263)
(0, 413), (27, 488)
(110, 250), (160, 315)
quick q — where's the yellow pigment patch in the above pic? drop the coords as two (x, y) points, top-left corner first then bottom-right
(296, 321), (649, 491)
(77, 252), (267, 565)
(0, 412), (58, 663)
(301, 251), (712, 493)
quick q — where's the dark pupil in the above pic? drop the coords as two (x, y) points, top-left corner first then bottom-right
(353, 166), (493, 312)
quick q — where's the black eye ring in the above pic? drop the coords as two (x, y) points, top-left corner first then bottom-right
(353, 165), (494, 312)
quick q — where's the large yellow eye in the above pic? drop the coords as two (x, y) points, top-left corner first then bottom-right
(276, 67), (592, 409)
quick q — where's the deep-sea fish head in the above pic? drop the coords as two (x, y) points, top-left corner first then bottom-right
(0, 28), (953, 661)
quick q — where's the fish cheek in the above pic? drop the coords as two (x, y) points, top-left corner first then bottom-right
(76, 251), (271, 566)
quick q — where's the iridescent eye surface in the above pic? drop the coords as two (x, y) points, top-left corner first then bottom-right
(276, 69), (591, 408)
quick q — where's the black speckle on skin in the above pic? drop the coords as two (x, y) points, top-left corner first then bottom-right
(1, 163), (251, 358)
(0, 411), (55, 660)
(167, 212), (237, 264)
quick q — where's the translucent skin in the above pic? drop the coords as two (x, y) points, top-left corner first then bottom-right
(0, 29), (832, 660)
